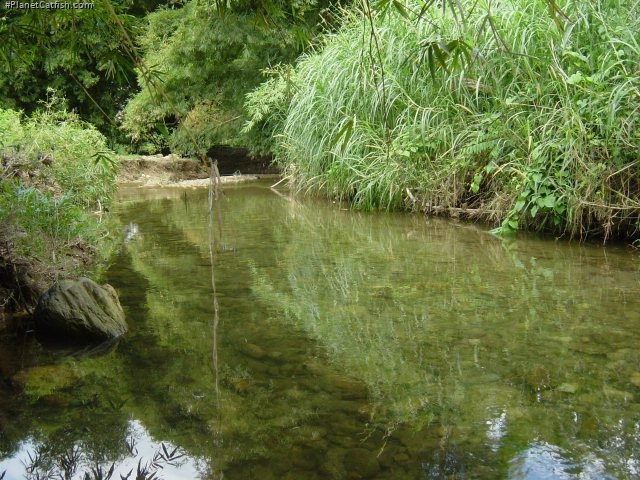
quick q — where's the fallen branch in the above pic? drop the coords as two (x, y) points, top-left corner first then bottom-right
(271, 175), (291, 189)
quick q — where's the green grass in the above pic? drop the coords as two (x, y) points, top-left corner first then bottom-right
(248, 0), (640, 241)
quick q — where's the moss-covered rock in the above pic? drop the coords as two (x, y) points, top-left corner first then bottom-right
(35, 277), (127, 340)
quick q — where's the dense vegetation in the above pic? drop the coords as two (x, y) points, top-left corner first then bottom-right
(1, 1), (157, 315)
(0, 99), (118, 311)
(0, 2), (144, 144)
(1, 0), (639, 306)
(120, 0), (335, 155)
(246, 0), (640, 241)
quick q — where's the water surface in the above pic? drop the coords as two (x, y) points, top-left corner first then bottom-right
(1, 181), (639, 479)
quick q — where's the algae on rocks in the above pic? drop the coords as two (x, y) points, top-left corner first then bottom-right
(35, 277), (127, 340)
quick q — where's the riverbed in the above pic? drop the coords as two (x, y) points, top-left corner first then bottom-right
(1, 180), (639, 479)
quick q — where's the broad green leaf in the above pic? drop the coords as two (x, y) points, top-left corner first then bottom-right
(392, 0), (410, 20)
(531, 205), (539, 217)
(566, 72), (584, 85)
(541, 195), (556, 208)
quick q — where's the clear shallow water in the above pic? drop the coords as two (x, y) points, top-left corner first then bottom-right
(1, 181), (640, 479)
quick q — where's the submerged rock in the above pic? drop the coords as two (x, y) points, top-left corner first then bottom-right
(12, 363), (83, 399)
(35, 277), (127, 340)
(525, 365), (554, 392)
(240, 342), (266, 360)
(556, 383), (578, 394)
(343, 447), (380, 478)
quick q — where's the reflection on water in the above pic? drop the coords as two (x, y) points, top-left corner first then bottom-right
(0, 420), (204, 480)
(507, 442), (614, 480)
(1, 181), (640, 479)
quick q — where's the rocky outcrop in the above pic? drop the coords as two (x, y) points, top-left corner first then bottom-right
(35, 278), (127, 340)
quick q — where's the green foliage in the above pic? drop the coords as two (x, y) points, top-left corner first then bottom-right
(120, 0), (328, 156)
(1, 184), (83, 253)
(241, 64), (296, 155)
(0, 100), (118, 260)
(0, 2), (143, 142)
(253, 0), (640, 240)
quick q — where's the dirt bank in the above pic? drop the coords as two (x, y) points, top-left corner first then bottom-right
(0, 225), (96, 333)
(117, 154), (280, 187)
(0, 151), (100, 332)
(117, 154), (209, 184)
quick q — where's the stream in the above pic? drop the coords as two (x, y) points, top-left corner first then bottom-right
(1, 180), (639, 479)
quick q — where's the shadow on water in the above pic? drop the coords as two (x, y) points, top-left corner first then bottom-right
(1, 180), (640, 479)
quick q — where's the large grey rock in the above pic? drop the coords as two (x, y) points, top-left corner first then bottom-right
(35, 277), (127, 340)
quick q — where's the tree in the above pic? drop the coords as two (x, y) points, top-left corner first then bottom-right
(120, 0), (337, 156)
(0, 1), (152, 144)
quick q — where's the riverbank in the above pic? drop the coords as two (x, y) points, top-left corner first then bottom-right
(117, 153), (279, 186)
(117, 154), (279, 187)
(0, 106), (119, 332)
(0, 151), (278, 332)
(0, 225), (96, 330)
(249, 0), (640, 244)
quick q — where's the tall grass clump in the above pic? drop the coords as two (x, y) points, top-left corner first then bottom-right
(249, 0), (640, 241)
(0, 94), (118, 261)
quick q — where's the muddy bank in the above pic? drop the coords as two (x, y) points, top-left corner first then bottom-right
(0, 154), (100, 333)
(0, 223), (97, 331)
(117, 154), (209, 185)
(117, 152), (280, 187)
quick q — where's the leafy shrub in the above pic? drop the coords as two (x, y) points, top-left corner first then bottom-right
(0, 97), (118, 260)
(120, 0), (322, 156)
